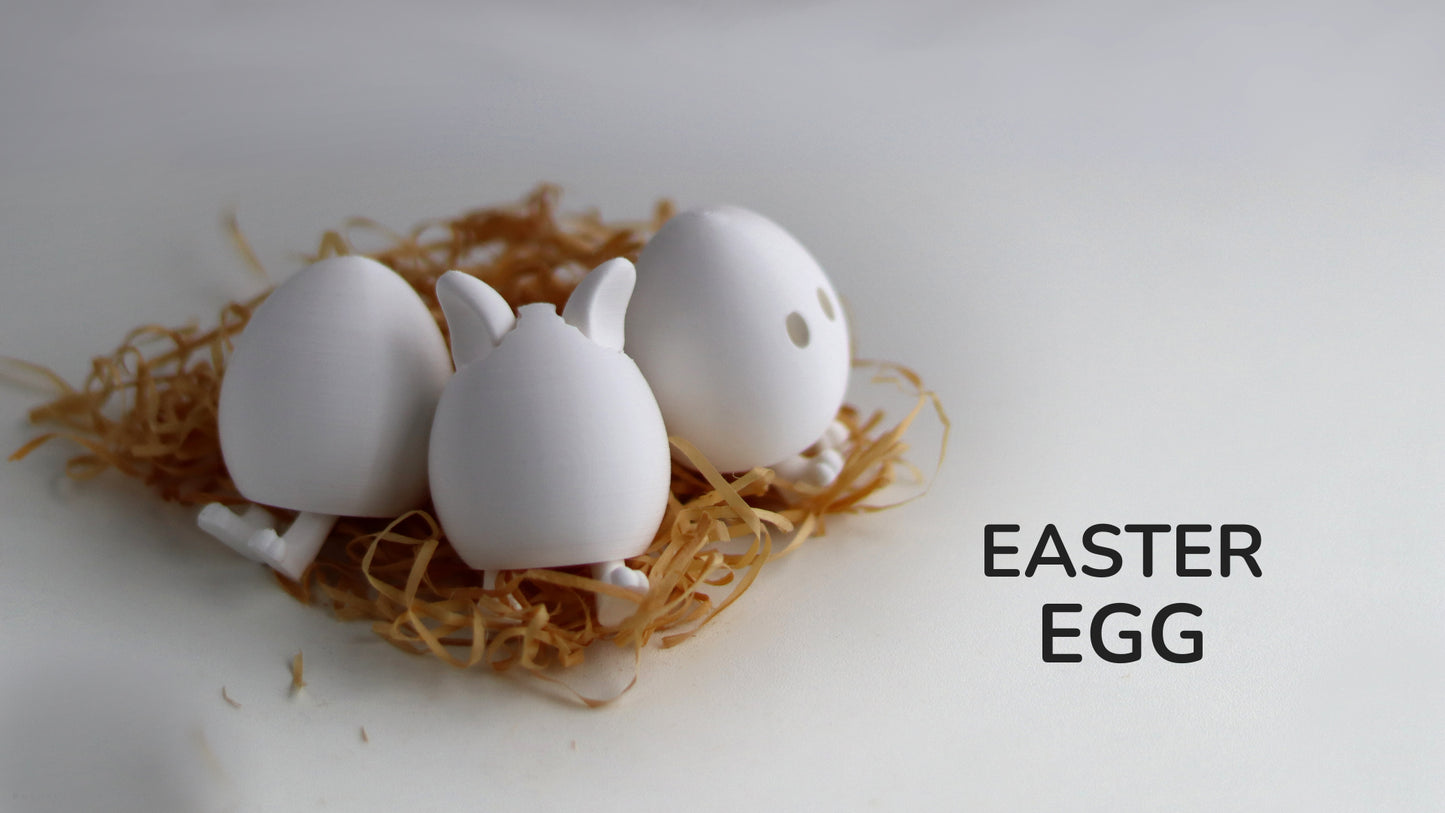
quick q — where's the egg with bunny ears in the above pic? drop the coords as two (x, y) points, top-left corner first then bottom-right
(625, 205), (852, 485)
(197, 255), (453, 581)
(428, 258), (670, 622)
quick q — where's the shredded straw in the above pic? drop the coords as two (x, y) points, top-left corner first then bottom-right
(10, 185), (948, 705)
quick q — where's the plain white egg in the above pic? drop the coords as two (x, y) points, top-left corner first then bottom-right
(217, 255), (452, 516)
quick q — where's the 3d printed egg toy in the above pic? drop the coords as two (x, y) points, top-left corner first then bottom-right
(428, 258), (670, 622)
(197, 255), (453, 580)
(626, 205), (852, 485)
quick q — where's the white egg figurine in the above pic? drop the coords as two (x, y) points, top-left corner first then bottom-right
(626, 205), (852, 485)
(196, 255), (453, 580)
(428, 259), (670, 623)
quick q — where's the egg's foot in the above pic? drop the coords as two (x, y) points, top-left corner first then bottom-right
(773, 446), (845, 488)
(591, 561), (648, 627)
(245, 511), (337, 582)
(198, 502), (276, 560)
(771, 420), (850, 487)
(240, 502), (276, 529)
(482, 570), (523, 610)
(821, 419), (849, 450)
(808, 447), (845, 486)
(246, 528), (287, 569)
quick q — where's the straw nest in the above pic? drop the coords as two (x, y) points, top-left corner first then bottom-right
(10, 186), (945, 704)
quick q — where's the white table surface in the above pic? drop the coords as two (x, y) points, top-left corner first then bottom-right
(1, 2), (1441, 811)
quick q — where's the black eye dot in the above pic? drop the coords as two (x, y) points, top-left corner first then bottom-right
(786, 311), (810, 348)
(817, 287), (836, 321)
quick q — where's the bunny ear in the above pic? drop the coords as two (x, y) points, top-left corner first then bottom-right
(436, 270), (515, 368)
(563, 258), (635, 351)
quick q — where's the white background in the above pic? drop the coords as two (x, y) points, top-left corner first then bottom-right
(1, 1), (1441, 810)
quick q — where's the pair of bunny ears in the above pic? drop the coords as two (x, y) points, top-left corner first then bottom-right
(440, 258), (635, 369)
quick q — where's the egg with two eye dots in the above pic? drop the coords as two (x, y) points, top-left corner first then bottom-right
(625, 205), (852, 485)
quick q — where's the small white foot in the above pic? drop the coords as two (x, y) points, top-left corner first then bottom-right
(482, 570), (523, 610)
(821, 419), (849, 450)
(198, 502), (274, 561)
(260, 511), (336, 581)
(247, 528), (287, 569)
(591, 561), (648, 627)
(240, 502), (275, 528)
(772, 421), (850, 487)
(197, 503), (333, 581)
(773, 446), (845, 487)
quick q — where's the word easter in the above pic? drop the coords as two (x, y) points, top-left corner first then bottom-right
(984, 524), (1262, 663)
